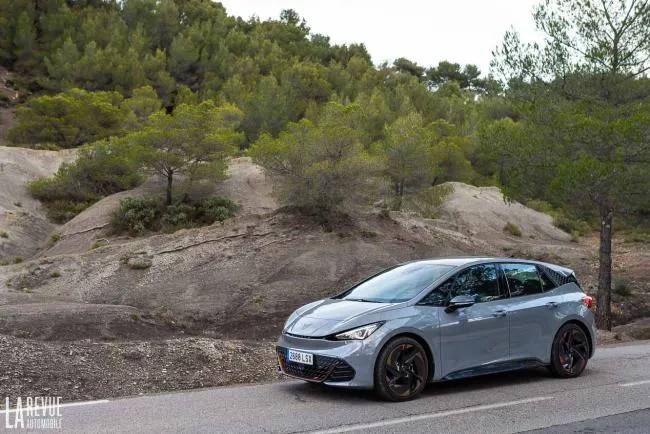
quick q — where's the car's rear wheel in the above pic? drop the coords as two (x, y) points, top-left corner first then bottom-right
(374, 336), (428, 401)
(549, 323), (590, 378)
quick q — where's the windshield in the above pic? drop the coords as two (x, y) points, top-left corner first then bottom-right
(338, 263), (454, 303)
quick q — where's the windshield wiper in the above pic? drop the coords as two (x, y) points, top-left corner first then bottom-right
(345, 298), (382, 303)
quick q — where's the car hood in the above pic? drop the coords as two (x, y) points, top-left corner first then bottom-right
(285, 299), (396, 337)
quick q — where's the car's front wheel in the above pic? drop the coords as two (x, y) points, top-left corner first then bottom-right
(549, 323), (590, 378)
(374, 336), (428, 401)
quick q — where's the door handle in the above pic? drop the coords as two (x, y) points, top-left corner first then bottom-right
(493, 309), (507, 317)
(546, 302), (559, 309)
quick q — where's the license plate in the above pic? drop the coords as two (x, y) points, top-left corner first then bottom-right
(287, 349), (313, 365)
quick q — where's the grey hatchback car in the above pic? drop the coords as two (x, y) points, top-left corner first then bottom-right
(277, 257), (596, 401)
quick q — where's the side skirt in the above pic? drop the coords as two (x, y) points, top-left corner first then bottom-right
(439, 358), (546, 381)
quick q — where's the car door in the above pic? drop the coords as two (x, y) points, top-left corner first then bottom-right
(499, 263), (561, 362)
(436, 263), (510, 378)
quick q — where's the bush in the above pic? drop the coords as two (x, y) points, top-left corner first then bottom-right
(111, 196), (236, 236)
(25, 139), (144, 223)
(527, 200), (554, 214)
(160, 203), (195, 228)
(570, 230), (580, 242)
(198, 197), (238, 224)
(0, 231), (8, 238)
(613, 277), (632, 296)
(553, 214), (592, 236)
(504, 221), (522, 237)
(50, 271), (61, 278)
(400, 184), (454, 218)
(14, 257), (23, 264)
(112, 196), (163, 236)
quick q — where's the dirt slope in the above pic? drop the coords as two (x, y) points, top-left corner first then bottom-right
(438, 182), (570, 243)
(1, 211), (472, 340)
(0, 146), (76, 259)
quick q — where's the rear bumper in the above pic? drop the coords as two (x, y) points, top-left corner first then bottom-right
(589, 317), (598, 358)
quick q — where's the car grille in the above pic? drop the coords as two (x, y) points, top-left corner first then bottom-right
(276, 347), (355, 382)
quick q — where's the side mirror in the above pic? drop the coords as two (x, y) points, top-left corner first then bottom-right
(444, 295), (475, 313)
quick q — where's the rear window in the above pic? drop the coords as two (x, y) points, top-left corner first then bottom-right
(338, 263), (454, 303)
(501, 263), (544, 297)
(542, 266), (581, 288)
(537, 266), (557, 291)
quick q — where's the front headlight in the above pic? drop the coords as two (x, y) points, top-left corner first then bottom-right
(334, 322), (384, 340)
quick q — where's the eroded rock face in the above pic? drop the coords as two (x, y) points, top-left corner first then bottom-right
(0, 146), (76, 259)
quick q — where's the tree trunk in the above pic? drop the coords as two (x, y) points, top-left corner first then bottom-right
(166, 171), (173, 206)
(595, 206), (613, 330)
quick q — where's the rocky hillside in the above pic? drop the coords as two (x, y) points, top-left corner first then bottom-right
(0, 147), (648, 402)
(0, 146), (76, 259)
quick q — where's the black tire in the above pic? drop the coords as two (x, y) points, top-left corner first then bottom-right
(374, 336), (428, 401)
(548, 323), (590, 378)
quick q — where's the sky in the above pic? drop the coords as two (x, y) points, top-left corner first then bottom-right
(218, 0), (543, 75)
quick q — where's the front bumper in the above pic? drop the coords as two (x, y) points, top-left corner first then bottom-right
(276, 331), (385, 389)
(277, 346), (356, 382)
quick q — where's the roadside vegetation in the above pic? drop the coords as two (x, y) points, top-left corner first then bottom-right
(111, 196), (237, 236)
(0, 0), (648, 330)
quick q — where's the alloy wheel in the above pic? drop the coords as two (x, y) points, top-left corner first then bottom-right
(549, 323), (590, 378)
(384, 343), (427, 398)
(558, 327), (589, 375)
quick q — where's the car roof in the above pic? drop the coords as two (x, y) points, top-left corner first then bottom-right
(411, 257), (575, 276)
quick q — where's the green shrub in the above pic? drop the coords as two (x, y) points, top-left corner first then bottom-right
(553, 214), (592, 236)
(526, 199), (554, 214)
(31, 143), (60, 151)
(0, 231), (8, 238)
(13, 201), (22, 207)
(0, 260), (10, 266)
(0, 93), (10, 107)
(198, 197), (238, 224)
(33, 199), (94, 223)
(570, 230), (580, 242)
(13, 257), (23, 264)
(25, 139), (144, 223)
(623, 230), (650, 243)
(50, 232), (61, 243)
(50, 271), (61, 278)
(111, 196), (236, 236)
(613, 277), (632, 296)
(112, 196), (163, 236)
(504, 221), (522, 237)
(400, 184), (454, 219)
(161, 203), (195, 228)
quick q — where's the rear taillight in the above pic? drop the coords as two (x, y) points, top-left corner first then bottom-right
(580, 295), (593, 310)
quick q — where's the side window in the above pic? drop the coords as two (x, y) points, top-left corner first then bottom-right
(418, 279), (454, 306)
(453, 264), (502, 303)
(502, 263), (543, 297)
(537, 266), (557, 292)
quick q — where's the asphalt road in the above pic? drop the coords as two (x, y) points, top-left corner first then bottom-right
(2, 342), (650, 433)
